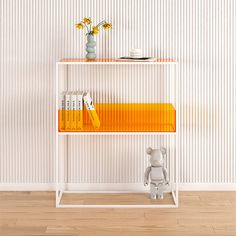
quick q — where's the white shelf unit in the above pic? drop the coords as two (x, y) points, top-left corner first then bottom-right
(56, 59), (179, 208)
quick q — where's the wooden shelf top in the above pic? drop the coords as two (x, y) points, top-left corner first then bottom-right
(57, 58), (177, 65)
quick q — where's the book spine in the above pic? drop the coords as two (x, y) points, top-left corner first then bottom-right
(71, 92), (77, 131)
(65, 92), (71, 131)
(84, 93), (100, 129)
(76, 92), (83, 130)
(58, 92), (65, 131)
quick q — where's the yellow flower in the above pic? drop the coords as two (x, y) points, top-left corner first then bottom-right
(92, 26), (99, 35)
(83, 17), (92, 24)
(103, 23), (112, 29)
(75, 23), (84, 29)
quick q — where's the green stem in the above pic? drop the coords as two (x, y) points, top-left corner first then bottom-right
(96, 20), (105, 28)
(85, 24), (90, 33)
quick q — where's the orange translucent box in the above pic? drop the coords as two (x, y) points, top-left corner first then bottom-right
(58, 103), (176, 132)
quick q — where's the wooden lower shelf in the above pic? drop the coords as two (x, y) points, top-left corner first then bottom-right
(59, 103), (176, 133)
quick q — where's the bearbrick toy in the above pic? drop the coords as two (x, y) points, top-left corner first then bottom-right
(144, 147), (169, 199)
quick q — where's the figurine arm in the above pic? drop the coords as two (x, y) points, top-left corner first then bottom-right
(163, 167), (169, 184)
(144, 166), (151, 186)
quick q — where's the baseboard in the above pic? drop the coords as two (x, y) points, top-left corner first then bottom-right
(65, 183), (148, 192)
(1, 183), (236, 191)
(0, 183), (55, 191)
(179, 183), (236, 191)
(0, 183), (148, 192)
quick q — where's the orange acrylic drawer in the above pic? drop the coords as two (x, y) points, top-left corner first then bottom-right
(58, 103), (176, 133)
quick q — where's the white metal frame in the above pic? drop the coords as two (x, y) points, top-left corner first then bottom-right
(55, 60), (179, 208)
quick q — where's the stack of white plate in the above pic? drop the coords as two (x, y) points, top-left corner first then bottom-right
(129, 48), (143, 58)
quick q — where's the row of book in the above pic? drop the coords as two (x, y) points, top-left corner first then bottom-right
(58, 91), (100, 131)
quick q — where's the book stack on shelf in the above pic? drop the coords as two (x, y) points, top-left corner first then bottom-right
(58, 92), (100, 131)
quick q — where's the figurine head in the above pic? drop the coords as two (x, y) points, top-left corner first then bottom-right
(146, 147), (166, 167)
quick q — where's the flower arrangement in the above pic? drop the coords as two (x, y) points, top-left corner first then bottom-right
(75, 17), (112, 59)
(75, 17), (112, 36)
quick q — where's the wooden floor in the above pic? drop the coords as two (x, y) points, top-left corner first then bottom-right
(0, 192), (236, 236)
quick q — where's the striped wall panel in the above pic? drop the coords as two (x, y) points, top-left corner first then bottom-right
(0, 0), (235, 186)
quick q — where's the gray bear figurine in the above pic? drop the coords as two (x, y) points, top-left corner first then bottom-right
(144, 147), (169, 199)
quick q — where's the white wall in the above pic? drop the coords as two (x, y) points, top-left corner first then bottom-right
(0, 0), (236, 190)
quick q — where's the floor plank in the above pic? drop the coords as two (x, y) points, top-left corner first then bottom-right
(60, 192), (174, 206)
